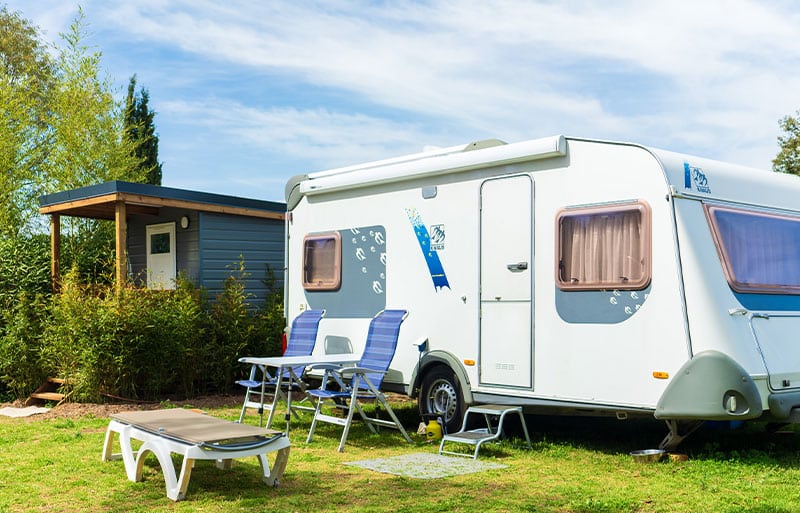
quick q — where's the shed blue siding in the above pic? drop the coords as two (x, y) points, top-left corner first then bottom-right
(198, 212), (284, 304)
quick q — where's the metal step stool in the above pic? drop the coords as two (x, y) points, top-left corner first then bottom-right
(439, 404), (531, 459)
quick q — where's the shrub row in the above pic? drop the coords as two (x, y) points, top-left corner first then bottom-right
(0, 264), (284, 403)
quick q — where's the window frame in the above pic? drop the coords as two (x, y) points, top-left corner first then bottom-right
(704, 203), (800, 295)
(555, 200), (652, 291)
(302, 232), (342, 291)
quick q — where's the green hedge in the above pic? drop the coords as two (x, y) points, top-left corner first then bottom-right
(0, 263), (284, 403)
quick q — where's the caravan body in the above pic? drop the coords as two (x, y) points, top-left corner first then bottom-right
(284, 135), (800, 441)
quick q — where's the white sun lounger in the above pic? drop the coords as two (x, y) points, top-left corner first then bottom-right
(102, 409), (290, 501)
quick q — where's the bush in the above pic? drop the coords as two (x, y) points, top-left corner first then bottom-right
(0, 258), (285, 403)
(203, 260), (284, 394)
(0, 292), (51, 398)
(0, 235), (52, 309)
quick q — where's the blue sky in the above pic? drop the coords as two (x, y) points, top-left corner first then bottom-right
(7, 1), (800, 202)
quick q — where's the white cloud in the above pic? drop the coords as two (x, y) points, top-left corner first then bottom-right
(87, 1), (800, 163)
(160, 99), (436, 169)
(8, 0), (800, 197)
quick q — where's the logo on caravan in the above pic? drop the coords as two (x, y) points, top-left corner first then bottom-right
(406, 208), (450, 291)
(684, 162), (711, 194)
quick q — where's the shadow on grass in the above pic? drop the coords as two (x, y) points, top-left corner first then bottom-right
(243, 396), (800, 468)
(498, 412), (800, 467)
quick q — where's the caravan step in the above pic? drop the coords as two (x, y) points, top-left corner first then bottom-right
(439, 404), (531, 459)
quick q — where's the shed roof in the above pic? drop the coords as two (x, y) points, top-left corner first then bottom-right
(39, 181), (285, 220)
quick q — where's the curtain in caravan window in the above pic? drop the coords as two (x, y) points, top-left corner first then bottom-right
(303, 233), (342, 290)
(706, 205), (800, 293)
(558, 202), (651, 290)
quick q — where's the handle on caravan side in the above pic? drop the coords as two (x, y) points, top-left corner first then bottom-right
(506, 261), (528, 272)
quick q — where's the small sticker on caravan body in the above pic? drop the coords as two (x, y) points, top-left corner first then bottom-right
(684, 162), (711, 194)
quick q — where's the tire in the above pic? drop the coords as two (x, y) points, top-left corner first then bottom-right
(418, 366), (465, 434)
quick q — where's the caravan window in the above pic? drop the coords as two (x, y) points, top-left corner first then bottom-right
(705, 205), (800, 294)
(303, 232), (342, 291)
(556, 201), (651, 290)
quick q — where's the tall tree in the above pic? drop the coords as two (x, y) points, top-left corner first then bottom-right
(0, 6), (54, 236)
(124, 75), (162, 185)
(0, 7), (146, 283)
(774, 112), (800, 176)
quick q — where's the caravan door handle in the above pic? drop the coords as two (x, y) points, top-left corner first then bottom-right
(506, 261), (528, 272)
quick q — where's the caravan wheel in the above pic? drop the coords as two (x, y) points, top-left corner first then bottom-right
(419, 366), (464, 433)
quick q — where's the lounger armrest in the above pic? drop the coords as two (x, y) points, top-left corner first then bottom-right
(200, 433), (285, 452)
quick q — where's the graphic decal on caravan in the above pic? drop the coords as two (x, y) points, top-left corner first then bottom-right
(303, 225), (387, 318)
(406, 208), (450, 291)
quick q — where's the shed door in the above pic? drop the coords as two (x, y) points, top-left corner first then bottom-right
(479, 175), (533, 388)
(146, 222), (176, 290)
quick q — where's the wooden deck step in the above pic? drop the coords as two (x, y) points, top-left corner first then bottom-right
(29, 392), (65, 402)
(25, 377), (71, 406)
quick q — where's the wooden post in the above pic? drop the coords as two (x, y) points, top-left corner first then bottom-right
(115, 201), (127, 289)
(50, 214), (61, 293)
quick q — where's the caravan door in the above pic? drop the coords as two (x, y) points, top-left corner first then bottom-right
(479, 175), (533, 388)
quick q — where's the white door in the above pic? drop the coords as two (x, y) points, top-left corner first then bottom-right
(146, 222), (176, 290)
(479, 175), (533, 388)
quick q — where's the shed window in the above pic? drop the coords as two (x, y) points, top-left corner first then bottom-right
(303, 232), (342, 290)
(150, 233), (171, 255)
(705, 204), (800, 294)
(557, 201), (651, 290)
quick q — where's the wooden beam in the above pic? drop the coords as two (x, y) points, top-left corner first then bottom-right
(39, 192), (121, 215)
(40, 191), (284, 221)
(50, 214), (61, 293)
(115, 201), (127, 289)
(117, 193), (286, 220)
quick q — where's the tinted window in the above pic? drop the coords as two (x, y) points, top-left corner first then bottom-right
(706, 204), (800, 293)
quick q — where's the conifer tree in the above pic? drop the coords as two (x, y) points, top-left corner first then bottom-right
(125, 75), (162, 185)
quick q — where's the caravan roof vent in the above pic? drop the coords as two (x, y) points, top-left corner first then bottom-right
(463, 139), (507, 152)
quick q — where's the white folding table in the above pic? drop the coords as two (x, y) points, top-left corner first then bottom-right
(102, 409), (291, 501)
(238, 353), (359, 435)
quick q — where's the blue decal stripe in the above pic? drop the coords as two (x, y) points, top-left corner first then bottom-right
(406, 208), (450, 290)
(684, 162), (692, 189)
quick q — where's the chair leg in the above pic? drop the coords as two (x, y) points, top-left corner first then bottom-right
(376, 394), (412, 443)
(306, 396), (325, 443)
(338, 388), (362, 452)
(237, 389), (250, 423)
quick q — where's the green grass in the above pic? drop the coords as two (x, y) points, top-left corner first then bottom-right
(2, 399), (800, 513)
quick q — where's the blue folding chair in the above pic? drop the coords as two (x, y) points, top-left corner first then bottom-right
(237, 309), (325, 426)
(305, 309), (412, 451)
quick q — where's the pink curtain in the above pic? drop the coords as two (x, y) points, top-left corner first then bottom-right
(560, 208), (645, 288)
(304, 237), (337, 286)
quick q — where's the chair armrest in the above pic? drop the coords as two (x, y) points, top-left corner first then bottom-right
(338, 366), (387, 377)
(308, 363), (344, 372)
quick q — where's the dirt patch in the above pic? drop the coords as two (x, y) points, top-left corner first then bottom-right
(0, 394), (244, 421)
(1, 391), (417, 421)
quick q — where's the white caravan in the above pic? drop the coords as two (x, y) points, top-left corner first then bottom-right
(284, 135), (800, 448)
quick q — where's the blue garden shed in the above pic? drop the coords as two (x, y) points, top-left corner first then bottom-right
(39, 181), (286, 304)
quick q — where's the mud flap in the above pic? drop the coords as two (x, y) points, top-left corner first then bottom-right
(655, 350), (761, 421)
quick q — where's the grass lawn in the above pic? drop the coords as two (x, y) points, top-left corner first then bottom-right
(2, 397), (800, 513)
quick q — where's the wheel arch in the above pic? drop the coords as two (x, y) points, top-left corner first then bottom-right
(409, 350), (473, 404)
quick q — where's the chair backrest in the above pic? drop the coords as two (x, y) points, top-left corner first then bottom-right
(355, 309), (408, 390)
(283, 309), (325, 377)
